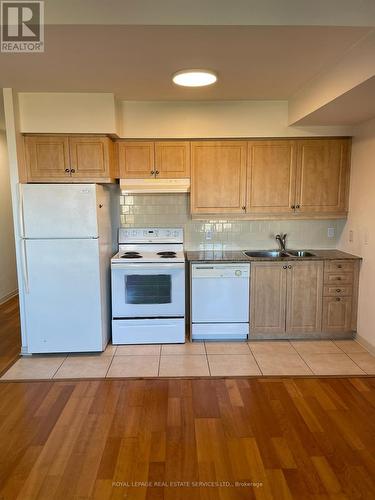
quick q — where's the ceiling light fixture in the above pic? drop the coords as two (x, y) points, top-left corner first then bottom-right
(172, 69), (217, 87)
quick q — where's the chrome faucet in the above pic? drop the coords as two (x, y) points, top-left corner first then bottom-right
(275, 233), (287, 251)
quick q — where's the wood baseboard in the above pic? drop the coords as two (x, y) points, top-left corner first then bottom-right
(0, 290), (18, 305)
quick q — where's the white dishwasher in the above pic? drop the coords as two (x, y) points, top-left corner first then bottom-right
(191, 263), (250, 341)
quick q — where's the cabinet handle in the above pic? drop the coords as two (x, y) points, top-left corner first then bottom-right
(242, 206), (246, 211)
(336, 298), (341, 302)
(291, 205), (295, 209)
(283, 265), (287, 269)
(155, 170), (159, 175)
(336, 289), (341, 293)
(295, 204), (300, 209)
(150, 170), (155, 175)
(337, 277), (342, 280)
(70, 168), (75, 173)
(288, 265), (292, 269)
(65, 168), (70, 173)
(337, 264), (342, 269)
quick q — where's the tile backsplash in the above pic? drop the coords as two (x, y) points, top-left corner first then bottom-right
(120, 194), (345, 250)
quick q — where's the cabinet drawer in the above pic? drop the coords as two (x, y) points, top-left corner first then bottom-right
(323, 286), (352, 297)
(325, 260), (355, 273)
(324, 272), (353, 285)
(322, 296), (352, 332)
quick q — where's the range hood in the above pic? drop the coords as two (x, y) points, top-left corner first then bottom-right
(120, 178), (190, 194)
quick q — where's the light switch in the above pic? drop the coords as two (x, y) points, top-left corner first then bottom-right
(349, 230), (354, 243)
(327, 227), (335, 238)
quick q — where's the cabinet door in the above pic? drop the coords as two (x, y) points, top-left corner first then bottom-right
(155, 141), (190, 178)
(322, 297), (352, 333)
(247, 140), (297, 213)
(191, 141), (247, 213)
(286, 261), (323, 334)
(250, 262), (287, 335)
(295, 139), (350, 214)
(118, 141), (155, 178)
(69, 136), (112, 179)
(24, 135), (70, 180)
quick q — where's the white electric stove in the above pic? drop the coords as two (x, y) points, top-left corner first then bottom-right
(111, 228), (186, 344)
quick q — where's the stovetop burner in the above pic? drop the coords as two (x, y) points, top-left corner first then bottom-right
(157, 251), (177, 256)
(121, 251), (143, 259)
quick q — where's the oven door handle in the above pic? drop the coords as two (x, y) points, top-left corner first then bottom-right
(111, 263), (185, 270)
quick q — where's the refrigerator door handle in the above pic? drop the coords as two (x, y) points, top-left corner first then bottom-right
(18, 183), (25, 238)
(21, 239), (29, 294)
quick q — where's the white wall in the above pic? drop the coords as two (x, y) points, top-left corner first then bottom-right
(19, 93), (119, 134)
(120, 100), (353, 138)
(338, 117), (375, 351)
(16, 93), (353, 138)
(0, 129), (17, 303)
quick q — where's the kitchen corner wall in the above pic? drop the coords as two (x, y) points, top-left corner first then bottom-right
(120, 194), (345, 250)
(338, 117), (375, 351)
(0, 129), (17, 303)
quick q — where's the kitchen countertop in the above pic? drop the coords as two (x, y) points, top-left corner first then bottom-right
(186, 249), (361, 263)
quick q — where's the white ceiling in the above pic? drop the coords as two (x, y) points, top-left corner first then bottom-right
(44, 0), (375, 26)
(0, 26), (370, 101)
(294, 76), (375, 125)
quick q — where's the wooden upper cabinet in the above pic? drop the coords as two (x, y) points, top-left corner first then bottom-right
(118, 141), (190, 179)
(24, 136), (70, 180)
(24, 135), (117, 182)
(250, 262), (287, 335)
(118, 141), (155, 178)
(247, 140), (297, 214)
(155, 141), (190, 178)
(191, 141), (247, 214)
(286, 261), (323, 334)
(69, 136), (115, 179)
(295, 139), (350, 214)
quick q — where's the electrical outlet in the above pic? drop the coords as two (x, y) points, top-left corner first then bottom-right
(205, 231), (212, 240)
(349, 230), (354, 243)
(327, 227), (335, 238)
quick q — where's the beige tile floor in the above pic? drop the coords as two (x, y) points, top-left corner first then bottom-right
(1, 340), (374, 380)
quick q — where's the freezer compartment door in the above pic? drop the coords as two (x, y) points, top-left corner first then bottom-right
(22, 184), (99, 238)
(24, 238), (108, 353)
(192, 323), (249, 341)
(112, 318), (185, 345)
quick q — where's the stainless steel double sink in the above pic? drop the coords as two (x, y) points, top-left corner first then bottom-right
(243, 250), (317, 258)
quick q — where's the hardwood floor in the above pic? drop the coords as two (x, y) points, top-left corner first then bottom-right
(0, 298), (374, 498)
(0, 377), (374, 499)
(0, 296), (21, 376)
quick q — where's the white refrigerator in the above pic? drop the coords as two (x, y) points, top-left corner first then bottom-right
(20, 184), (114, 353)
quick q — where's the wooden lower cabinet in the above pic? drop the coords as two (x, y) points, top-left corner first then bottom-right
(250, 262), (287, 335)
(250, 260), (323, 338)
(286, 261), (323, 334)
(321, 259), (359, 334)
(322, 296), (352, 333)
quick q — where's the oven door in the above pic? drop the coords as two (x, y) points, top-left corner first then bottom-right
(111, 263), (185, 318)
